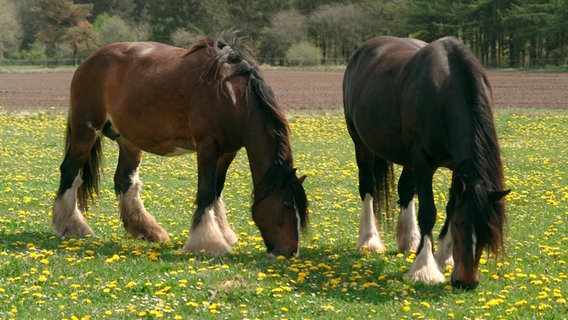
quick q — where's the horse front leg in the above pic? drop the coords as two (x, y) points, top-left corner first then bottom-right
(115, 141), (169, 242)
(434, 184), (456, 267)
(404, 162), (446, 284)
(396, 167), (420, 253)
(213, 151), (238, 245)
(183, 141), (232, 256)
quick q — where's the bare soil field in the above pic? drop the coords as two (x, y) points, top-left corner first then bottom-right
(0, 70), (566, 111)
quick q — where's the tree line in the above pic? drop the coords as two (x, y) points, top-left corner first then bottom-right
(1, 0), (566, 67)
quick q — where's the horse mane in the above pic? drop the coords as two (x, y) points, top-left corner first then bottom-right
(447, 37), (507, 255)
(191, 33), (308, 229)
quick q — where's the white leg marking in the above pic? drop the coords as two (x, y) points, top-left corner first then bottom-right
(472, 230), (477, 261)
(396, 197), (420, 253)
(119, 173), (170, 242)
(52, 172), (94, 238)
(357, 194), (385, 253)
(183, 204), (232, 256)
(434, 224), (454, 267)
(119, 174), (145, 216)
(405, 235), (446, 284)
(213, 197), (238, 245)
(294, 204), (301, 258)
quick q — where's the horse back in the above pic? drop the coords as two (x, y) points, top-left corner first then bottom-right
(343, 36), (426, 164)
(69, 42), (247, 156)
(399, 37), (493, 168)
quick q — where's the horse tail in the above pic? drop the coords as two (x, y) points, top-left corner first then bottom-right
(373, 157), (395, 224)
(63, 118), (103, 211)
(449, 38), (507, 255)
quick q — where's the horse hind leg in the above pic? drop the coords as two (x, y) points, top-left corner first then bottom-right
(356, 154), (386, 253)
(52, 169), (94, 238)
(115, 142), (169, 242)
(52, 129), (98, 238)
(396, 168), (420, 253)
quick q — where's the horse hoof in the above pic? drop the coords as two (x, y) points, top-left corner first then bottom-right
(53, 219), (95, 239)
(182, 240), (232, 256)
(222, 229), (238, 245)
(143, 229), (170, 243)
(54, 226), (95, 239)
(358, 237), (386, 253)
(397, 237), (420, 253)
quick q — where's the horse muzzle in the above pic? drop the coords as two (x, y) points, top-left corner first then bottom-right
(451, 273), (479, 290)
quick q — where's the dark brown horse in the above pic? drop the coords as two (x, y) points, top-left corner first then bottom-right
(343, 36), (509, 290)
(52, 35), (308, 258)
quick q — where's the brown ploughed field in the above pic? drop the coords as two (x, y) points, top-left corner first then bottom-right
(0, 70), (566, 111)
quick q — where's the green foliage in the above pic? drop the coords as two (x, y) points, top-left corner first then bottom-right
(0, 0), (23, 58)
(0, 109), (567, 318)
(93, 13), (137, 45)
(5, 0), (568, 66)
(7, 43), (47, 61)
(285, 41), (323, 66)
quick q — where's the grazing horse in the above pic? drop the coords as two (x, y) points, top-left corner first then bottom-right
(52, 35), (308, 258)
(343, 36), (509, 290)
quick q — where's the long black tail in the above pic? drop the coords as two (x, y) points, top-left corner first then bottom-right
(373, 157), (395, 223)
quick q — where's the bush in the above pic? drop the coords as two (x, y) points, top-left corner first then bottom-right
(285, 41), (322, 66)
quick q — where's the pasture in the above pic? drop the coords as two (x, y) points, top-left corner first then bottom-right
(0, 107), (567, 319)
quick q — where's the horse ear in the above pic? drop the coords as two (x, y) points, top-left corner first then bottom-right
(290, 168), (305, 181)
(489, 189), (511, 202)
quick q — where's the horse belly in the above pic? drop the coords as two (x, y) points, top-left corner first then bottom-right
(163, 147), (194, 157)
(356, 120), (410, 165)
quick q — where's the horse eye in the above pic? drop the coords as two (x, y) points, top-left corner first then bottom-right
(283, 199), (295, 209)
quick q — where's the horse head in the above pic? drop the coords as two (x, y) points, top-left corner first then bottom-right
(449, 178), (510, 290)
(252, 169), (308, 258)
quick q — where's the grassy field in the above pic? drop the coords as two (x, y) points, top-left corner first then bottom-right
(0, 109), (566, 319)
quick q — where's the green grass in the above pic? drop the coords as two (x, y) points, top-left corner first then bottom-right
(1, 109), (567, 319)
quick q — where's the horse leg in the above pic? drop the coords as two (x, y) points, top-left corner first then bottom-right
(396, 167), (420, 253)
(213, 152), (238, 245)
(404, 161), (446, 284)
(183, 140), (232, 256)
(115, 141), (169, 242)
(52, 131), (96, 238)
(356, 153), (385, 253)
(434, 185), (456, 267)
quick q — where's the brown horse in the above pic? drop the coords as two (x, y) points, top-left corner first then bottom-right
(343, 36), (509, 290)
(52, 35), (308, 258)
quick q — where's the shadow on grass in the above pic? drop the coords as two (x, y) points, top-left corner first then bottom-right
(1, 229), (460, 306)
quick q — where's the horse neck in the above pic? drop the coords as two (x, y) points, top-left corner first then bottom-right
(243, 110), (292, 189)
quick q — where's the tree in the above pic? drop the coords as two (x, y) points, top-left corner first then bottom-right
(261, 10), (308, 64)
(0, 0), (23, 58)
(93, 13), (137, 45)
(285, 41), (322, 66)
(33, 0), (94, 57)
(75, 0), (137, 22)
(142, 0), (230, 43)
(227, 0), (294, 50)
(64, 20), (99, 64)
(171, 28), (203, 48)
(309, 3), (366, 64)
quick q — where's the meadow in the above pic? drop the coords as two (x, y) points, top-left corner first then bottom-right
(0, 108), (566, 319)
